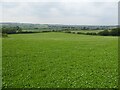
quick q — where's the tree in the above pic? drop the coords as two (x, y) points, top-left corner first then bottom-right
(2, 26), (22, 34)
(110, 28), (120, 36)
(98, 30), (109, 36)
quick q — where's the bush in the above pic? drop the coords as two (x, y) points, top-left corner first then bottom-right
(86, 32), (92, 35)
(64, 31), (71, 33)
(98, 28), (120, 36)
(85, 32), (97, 35)
(71, 32), (76, 34)
(77, 32), (84, 34)
(41, 31), (51, 33)
(92, 32), (97, 35)
(98, 30), (109, 36)
(2, 33), (8, 37)
(20, 31), (37, 34)
(109, 28), (120, 36)
(2, 26), (22, 34)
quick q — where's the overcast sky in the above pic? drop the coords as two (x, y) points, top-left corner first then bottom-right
(0, 0), (118, 25)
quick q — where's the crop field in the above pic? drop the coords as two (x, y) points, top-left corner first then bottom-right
(2, 32), (118, 88)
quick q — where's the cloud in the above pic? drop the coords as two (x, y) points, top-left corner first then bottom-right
(1, 0), (119, 2)
(1, 1), (118, 25)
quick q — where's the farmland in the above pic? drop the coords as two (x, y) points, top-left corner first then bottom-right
(2, 32), (118, 88)
(70, 30), (104, 34)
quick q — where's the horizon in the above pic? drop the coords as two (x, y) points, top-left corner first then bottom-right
(0, 22), (118, 26)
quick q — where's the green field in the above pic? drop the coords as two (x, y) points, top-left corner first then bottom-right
(71, 30), (104, 33)
(2, 32), (118, 88)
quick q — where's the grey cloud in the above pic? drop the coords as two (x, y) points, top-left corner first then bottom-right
(1, 2), (118, 25)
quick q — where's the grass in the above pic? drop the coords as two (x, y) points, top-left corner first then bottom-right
(2, 32), (118, 88)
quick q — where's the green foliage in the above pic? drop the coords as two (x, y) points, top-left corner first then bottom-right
(98, 28), (120, 36)
(41, 30), (51, 33)
(109, 28), (120, 36)
(2, 32), (118, 88)
(2, 26), (22, 34)
(76, 32), (84, 34)
(98, 30), (110, 36)
(2, 33), (8, 38)
(85, 32), (97, 35)
(63, 30), (103, 36)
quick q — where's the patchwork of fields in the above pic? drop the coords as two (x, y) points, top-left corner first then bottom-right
(2, 32), (118, 88)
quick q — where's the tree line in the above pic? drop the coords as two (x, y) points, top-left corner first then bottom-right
(2, 26), (22, 34)
(65, 28), (120, 36)
(1, 25), (120, 37)
(1, 26), (22, 37)
(98, 28), (120, 36)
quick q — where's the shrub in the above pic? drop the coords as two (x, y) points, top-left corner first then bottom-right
(98, 30), (109, 36)
(86, 32), (92, 35)
(41, 31), (51, 33)
(92, 32), (97, 35)
(2, 33), (8, 37)
(2, 26), (22, 34)
(64, 31), (71, 33)
(109, 28), (120, 36)
(85, 32), (97, 35)
(77, 32), (84, 34)
(71, 32), (76, 34)
(98, 28), (120, 36)
(20, 31), (37, 34)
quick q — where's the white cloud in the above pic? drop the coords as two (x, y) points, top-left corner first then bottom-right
(1, 1), (118, 25)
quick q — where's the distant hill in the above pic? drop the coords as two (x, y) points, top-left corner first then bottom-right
(0, 22), (118, 31)
(0, 22), (49, 30)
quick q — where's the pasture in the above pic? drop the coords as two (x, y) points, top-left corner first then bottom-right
(2, 32), (118, 88)
(71, 30), (104, 34)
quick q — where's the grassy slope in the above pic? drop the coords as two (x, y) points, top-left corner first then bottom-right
(2, 32), (118, 88)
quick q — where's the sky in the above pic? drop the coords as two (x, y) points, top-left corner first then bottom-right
(0, 0), (119, 25)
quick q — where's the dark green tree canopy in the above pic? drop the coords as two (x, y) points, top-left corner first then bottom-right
(2, 25), (22, 34)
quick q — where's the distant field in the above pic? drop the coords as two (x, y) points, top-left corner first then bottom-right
(2, 32), (118, 88)
(22, 29), (104, 33)
(71, 30), (104, 33)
